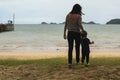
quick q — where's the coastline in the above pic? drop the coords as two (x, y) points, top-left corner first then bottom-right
(0, 51), (120, 60)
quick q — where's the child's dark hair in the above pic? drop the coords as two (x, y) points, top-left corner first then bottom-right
(81, 30), (87, 37)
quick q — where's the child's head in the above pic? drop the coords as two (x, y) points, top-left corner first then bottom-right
(81, 30), (87, 38)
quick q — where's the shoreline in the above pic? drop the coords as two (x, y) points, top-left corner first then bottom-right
(0, 51), (120, 60)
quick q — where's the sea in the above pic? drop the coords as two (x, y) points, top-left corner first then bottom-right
(0, 24), (120, 53)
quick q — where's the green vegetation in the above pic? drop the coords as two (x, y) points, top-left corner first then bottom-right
(0, 57), (119, 66)
(0, 58), (67, 66)
(0, 57), (120, 80)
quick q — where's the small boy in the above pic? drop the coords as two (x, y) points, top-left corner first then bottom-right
(81, 31), (94, 65)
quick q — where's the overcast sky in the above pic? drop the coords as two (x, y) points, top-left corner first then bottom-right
(0, 0), (120, 24)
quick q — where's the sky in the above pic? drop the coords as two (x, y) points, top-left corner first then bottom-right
(0, 0), (120, 24)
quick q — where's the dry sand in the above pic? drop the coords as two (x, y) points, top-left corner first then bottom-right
(0, 51), (120, 60)
(0, 52), (66, 60)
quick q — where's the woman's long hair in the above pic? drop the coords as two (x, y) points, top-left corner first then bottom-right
(70, 4), (82, 15)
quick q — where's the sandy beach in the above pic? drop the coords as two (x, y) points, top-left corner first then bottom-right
(0, 52), (66, 60)
(0, 51), (120, 80)
(0, 51), (120, 60)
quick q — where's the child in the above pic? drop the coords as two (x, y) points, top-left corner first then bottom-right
(81, 30), (94, 65)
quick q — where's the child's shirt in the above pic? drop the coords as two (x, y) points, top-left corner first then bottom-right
(81, 38), (90, 53)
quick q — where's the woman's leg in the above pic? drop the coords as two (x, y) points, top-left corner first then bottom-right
(75, 33), (81, 63)
(81, 53), (85, 64)
(67, 32), (74, 64)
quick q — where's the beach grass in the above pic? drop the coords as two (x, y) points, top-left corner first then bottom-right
(0, 57), (120, 80)
(0, 57), (67, 66)
(0, 57), (119, 66)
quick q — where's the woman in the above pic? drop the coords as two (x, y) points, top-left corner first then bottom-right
(63, 4), (84, 68)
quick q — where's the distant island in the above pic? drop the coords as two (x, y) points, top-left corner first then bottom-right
(41, 22), (48, 24)
(106, 19), (120, 24)
(41, 22), (57, 24)
(41, 19), (120, 25)
(41, 21), (97, 24)
(82, 21), (97, 24)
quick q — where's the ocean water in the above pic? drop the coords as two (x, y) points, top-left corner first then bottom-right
(0, 24), (120, 53)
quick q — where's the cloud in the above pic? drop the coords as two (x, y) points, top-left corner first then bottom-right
(81, 0), (120, 23)
(0, 0), (120, 24)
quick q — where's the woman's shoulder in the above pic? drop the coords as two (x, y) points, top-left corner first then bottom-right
(66, 13), (71, 17)
(76, 14), (81, 18)
(67, 13), (81, 18)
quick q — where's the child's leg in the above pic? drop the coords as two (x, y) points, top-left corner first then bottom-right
(86, 53), (90, 64)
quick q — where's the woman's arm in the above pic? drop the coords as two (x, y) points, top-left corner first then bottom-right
(63, 21), (67, 39)
(78, 15), (84, 31)
(79, 24), (84, 31)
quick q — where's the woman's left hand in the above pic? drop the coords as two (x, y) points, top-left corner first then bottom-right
(64, 34), (67, 39)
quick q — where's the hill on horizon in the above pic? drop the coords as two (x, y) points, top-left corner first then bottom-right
(106, 19), (120, 24)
